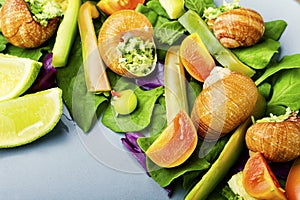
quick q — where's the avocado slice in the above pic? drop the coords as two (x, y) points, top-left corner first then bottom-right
(52, 0), (81, 67)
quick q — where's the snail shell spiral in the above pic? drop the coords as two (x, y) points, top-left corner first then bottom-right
(191, 67), (258, 140)
(0, 0), (60, 48)
(213, 8), (265, 48)
(245, 114), (300, 162)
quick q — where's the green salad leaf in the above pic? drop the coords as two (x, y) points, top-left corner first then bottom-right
(255, 54), (300, 85)
(263, 20), (288, 41)
(146, 0), (169, 18)
(102, 86), (164, 133)
(232, 20), (287, 70)
(0, 34), (8, 52)
(267, 69), (300, 115)
(137, 134), (229, 188)
(0, 32), (54, 61)
(5, 44), (51, 61)
(185, 0), (215, 16)
(257, 82), (272, 100)
(147, 96), (167, 135)
(56, 35), (108, 132)
(155, 21), (186, 45)
(232, 39), (280, 70)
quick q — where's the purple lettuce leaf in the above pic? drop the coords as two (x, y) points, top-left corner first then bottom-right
(135, 62), (164, 90)
(28, 53), (57, 93)
(121, 132), (173, 198)
(121, 132), (149, 175)
(269, 161), (293, 180)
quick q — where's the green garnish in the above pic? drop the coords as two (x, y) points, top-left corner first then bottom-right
(25, 0), (63, 27)
(202, 0), (241, 21)
(117, 36), (156, 76)
(256, 107), (295, 123)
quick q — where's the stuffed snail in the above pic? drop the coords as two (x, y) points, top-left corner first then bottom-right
(191, 67), (258, 140)
(212, 8), (265, 48)
(246, 111), (300, 162)
(0, 0), (61, 48)
(98, 10), (157, 78)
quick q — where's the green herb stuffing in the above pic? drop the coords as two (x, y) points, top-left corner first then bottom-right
(117, 36), (156, 76)
(25, 0), (63, 27)
(256, 107), (293, 123)
(202, 0), (241, 21)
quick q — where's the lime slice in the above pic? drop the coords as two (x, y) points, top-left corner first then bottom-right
(0, 53), (42, 102)
(159, 0), (185, 19)
(0, 87), (63, 148)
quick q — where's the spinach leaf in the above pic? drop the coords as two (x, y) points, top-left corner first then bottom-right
(0, 34), (8, 52)
(136, 0), (186, 46)
(146, 155), (210, 187)
(0, 32), (54, 61)
(267, 68), (300, 115)
(147, 96), (167, 135)
(135, 4), (158, 25)
(257, 82), (272, 101)
(185, 0), (216, 16)
(102, 86), (164, 133)
(232, 39), (280, 70)
(56, 35), (108, 132)
(137, 135), (229, 187)
(255, 54), (300, 86)
(187, 78), (202, 114)
(155, 21), (186, 45)
(146, 0), (169, 18)
(5, 44), (51, 61)
(263, 20), (287, 41)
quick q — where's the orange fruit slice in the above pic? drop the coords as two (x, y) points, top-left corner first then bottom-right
(242, 152), (287, 200)
(146, 110), (198, 168)
(97, 0), (145, 15)
(180, 33), (215, 82)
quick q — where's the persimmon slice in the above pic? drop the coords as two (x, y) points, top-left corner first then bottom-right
(98, 10), (156, 78)
(180, 33), (215, 82)
(242, 152), (287, 200)
(146, 110), (198, 168)
(97, 0), (145, 15)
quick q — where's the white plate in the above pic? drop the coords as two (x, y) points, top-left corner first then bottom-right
(1, 0), (299, 199)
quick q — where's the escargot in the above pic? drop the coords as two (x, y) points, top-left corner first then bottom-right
(191, 67), (258, 140)
(0, 0), (60, 48)
(98, 10), (156, 78)
(213, 8), (265, 48)
(245, 112), (300, 162)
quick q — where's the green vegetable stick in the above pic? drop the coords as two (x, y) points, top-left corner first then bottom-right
(178, 10), (256, 77)
(185, 118), (251, 200)
(52, 0), (81, 67)
(164, 46), (189, 124)
(78, 1), (111, 92)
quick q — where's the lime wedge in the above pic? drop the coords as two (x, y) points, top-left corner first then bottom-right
(0, 87), (63, 148)
(159, 0), (185, 19)
(0, 53), (42, 102)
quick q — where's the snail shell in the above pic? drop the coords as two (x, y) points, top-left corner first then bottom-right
(0, 0), (60, 48)
(98, 10), (156, 78)
(213, 8), (265, 48)
(245, 113), (300, 162)
(191, 67), (258, 140)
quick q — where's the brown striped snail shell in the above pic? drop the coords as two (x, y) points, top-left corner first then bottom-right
(213, 8), (265, 48)
(245, 113), (300, 162)
(0, 0), (60, 49)
(191, 67), (258, 140)
(98, 10), (156, 78)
